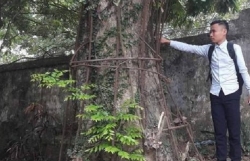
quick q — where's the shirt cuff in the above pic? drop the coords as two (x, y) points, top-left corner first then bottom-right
(169, 40), (175, 47)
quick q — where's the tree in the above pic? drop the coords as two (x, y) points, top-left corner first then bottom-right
(0, 0), (77, 63)
(0, 0), (242, 63)
(165, 0), (250, 38)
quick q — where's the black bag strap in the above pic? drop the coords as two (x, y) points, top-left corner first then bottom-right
(207, 45), (215, 81)
(227, 42), (239, 72)
(227, 42), (244, 94)
(208, 45), (215, 64)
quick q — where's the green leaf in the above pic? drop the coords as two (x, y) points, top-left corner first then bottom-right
(118, 151), (130, 159)
(117, 113), (141, 121)
(104, 146), (120, 154)
(84, 104), (101, 112)
(116, 133), (139, 145)
(88, 134), (101, 143)
(129, 152), (146, 161)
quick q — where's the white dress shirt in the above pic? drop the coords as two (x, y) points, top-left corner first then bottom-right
(170, 40), (250, 96)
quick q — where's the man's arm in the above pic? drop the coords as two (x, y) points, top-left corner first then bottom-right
(234, 44), (250, 101)
(161, 37), (210, 57)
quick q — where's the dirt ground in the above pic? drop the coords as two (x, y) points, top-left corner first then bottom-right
(205, 157), (250, 161)
(189, 144), (250, 161)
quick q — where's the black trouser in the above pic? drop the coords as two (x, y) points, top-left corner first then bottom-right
(210, 89), (241, 161)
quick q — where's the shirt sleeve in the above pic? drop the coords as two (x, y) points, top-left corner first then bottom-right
(170, 40), (211, 57)
(234, 44), (250, 95)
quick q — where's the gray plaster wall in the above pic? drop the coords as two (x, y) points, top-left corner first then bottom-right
(0, 56), (71, 159)
(162, 8), (250, 147)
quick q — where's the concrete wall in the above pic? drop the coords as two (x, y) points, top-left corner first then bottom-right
(0, 56), (71, 160)
(161, 8), (250, 148)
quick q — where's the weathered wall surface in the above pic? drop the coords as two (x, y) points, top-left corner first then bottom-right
(161, 8), (250, 147)
(0, 56), (71, 160)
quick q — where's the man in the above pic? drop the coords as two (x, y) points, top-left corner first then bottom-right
(161, 20), (250, 161)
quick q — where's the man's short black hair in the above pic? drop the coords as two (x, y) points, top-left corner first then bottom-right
(210, 20), (229, 32)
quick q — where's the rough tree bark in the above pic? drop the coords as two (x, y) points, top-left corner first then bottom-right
(72, 0), (175, 160)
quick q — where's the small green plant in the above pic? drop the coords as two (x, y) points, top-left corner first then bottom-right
(78, 99), (145, 161)
(31, 69), (95, 101)
(31, 69), (74, 88)
(31, 69), (145, 161)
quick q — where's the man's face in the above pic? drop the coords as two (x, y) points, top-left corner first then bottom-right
(209, 24), (227, 44)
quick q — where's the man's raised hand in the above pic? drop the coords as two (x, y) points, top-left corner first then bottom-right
(160, 37), (170, 44)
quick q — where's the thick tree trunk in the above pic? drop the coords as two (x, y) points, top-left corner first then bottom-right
(72, 0), (174, 160)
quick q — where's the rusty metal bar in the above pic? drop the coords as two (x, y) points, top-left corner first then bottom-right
(71, 64), (170, 82)
(163, 124), (188, 131)
(70, 57), (162, 65)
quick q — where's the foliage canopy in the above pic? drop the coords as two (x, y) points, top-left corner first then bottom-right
(0, 0), (243, 63)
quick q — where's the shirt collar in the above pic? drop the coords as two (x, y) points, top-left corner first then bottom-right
(215, 40), (228, 49)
